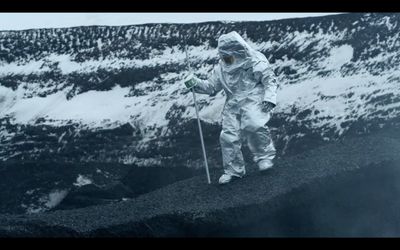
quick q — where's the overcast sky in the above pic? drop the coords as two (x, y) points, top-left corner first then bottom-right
(0, 13), (342, 31)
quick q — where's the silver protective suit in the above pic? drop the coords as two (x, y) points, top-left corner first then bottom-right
(193, 31), (278, 177)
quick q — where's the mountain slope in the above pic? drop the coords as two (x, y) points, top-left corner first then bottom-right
(1, 13), (400, 215)
(1, 13), (400, 165)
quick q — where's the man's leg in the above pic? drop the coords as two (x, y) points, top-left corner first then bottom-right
(241, 101), (276, 170)
(219, 111), (246, 178)
(247, 125), (276, 170)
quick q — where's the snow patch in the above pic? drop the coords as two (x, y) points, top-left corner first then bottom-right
(276, 68), (400, 135)
(26, 189), (68, 214)
(73, 174), (92, 187)
(45, 189), (69, 208)
(320, 44), (354, 71)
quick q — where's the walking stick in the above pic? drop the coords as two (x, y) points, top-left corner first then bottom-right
(184, 44), (211, 184)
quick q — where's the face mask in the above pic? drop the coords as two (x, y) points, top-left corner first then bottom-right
(222, 55), (235, 65)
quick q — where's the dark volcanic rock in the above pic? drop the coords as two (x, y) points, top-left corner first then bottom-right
(1, 131), (399, 237)
(0, 160), (202, 214)
(55, 166), (201, 211)
(224, 159), (400, 237)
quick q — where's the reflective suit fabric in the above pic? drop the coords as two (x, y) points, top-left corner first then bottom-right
(193, 31), (277, 177)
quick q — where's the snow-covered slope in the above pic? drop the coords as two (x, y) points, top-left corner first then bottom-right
(1, 12), (400, 168)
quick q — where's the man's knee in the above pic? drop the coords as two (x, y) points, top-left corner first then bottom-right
(242, 118), (270, 133)
(220, 130), (240, 146)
